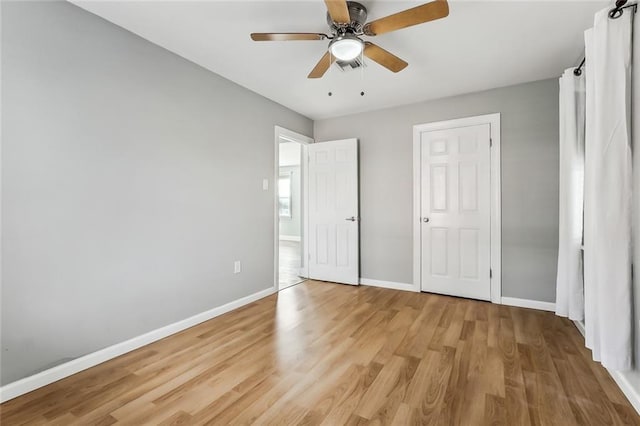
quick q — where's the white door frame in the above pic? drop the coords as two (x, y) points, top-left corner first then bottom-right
(274, 126), (313, 291)
(412, 113), (502, 303)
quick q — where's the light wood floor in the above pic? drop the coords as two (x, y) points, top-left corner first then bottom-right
(279, 240), (304, 289)
(1, 281), (638, 425)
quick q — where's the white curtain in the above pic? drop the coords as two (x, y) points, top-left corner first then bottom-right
(556, 69), (585, 321)
(583, 7), (633, 371)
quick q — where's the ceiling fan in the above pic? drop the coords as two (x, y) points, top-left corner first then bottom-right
(250, 0), (449, 79)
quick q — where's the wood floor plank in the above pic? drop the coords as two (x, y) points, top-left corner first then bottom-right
(389, 402), (414, 425)
(613, 402), (640, 425)
(157, 410), (192, 426)
(1, 281), (638, 426)
(297, 364), (364, 413)
(504, 382), (532, 426)
(485, 393), (508, 426)
(409, 347), (456, 424)
(498, 316), (524, 386)
(186, 389), (242, 425)
(354, 355), (407, 419)
(319, 361), (383, 425)
(437, 341), (470, 424)
(366, 355), (420, 424)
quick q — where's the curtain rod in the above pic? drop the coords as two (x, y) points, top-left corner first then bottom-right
(573, 0), (637, 76)
(609, 0), (637, 18)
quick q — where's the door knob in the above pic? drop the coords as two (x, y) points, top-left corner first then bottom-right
(423, 217), (430, 223)
(345, 216), (357, 222)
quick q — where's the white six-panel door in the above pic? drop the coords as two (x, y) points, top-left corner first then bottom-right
(420, 124), (491, 300)
(308, 139), (359, 285)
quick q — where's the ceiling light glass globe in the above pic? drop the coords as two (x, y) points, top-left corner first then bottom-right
(329, 37), (363, 61)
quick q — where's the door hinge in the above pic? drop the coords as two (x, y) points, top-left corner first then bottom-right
(490, 268), (493, 279)
(490, 138), (493, 147)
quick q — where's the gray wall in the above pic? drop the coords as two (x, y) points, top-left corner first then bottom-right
(1, 0), (312, 385)
(278, 165), (301, 238)
(314, 79), (559, 303)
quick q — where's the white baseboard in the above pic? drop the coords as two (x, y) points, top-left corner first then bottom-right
(573, 321), (640, 415)
(500, 297), (555, 312)
(0, 286), (276, 403)
(359, 278), (418, 293)
(609, 368), (640, 415)
(279, 235), (301, 242)
(573, 321), (640, 414)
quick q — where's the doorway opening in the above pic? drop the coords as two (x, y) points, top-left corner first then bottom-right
(274, 127), (313, 291)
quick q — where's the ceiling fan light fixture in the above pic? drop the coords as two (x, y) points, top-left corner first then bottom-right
(329, 35), (363, 61)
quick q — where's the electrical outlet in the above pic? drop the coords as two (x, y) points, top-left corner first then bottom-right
(262, 179), (269, 191)
(234, 261), (241, 274)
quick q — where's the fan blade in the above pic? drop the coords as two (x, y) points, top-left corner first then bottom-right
(308, 51), (335, 79)
(364, 0), (449, 36)
(251, 33), (328, 41)
(325, 0), (351, 24)
(363, 42), (408, 73)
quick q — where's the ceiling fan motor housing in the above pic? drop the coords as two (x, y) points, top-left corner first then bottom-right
(327, 1), (368, 35)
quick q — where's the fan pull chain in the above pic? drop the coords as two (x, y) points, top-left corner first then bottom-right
(328, 50), (333, 97)
(360, 48), (365, 96)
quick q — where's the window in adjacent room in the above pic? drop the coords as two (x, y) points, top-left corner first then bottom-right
(279, 173), (292, 218)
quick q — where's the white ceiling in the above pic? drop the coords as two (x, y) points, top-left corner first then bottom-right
(71, 0), (606, 120)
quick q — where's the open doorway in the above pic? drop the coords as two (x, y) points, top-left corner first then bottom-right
(278, 141), (303, 289)
(274, 127), (312, 291)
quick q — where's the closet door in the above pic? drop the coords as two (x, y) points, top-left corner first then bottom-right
(419, 124), (491, 301)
